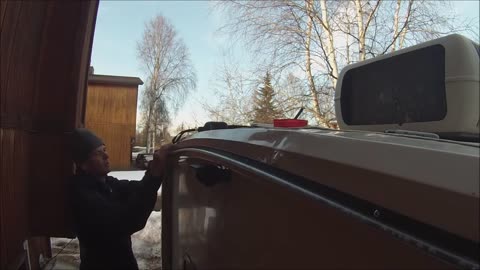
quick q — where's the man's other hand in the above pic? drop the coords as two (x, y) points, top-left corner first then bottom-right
(149, 144), (174, 178)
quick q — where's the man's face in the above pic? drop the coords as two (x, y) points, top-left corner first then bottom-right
(80, 145), (111, 177)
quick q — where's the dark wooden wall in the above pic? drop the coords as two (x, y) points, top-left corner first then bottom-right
(0, 1), (98, 269)
(85, 83), (138, 170)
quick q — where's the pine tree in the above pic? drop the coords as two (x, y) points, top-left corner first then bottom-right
(252, 72), (283, 123)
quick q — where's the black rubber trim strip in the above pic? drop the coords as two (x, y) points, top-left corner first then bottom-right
(173, 146), (480, 269)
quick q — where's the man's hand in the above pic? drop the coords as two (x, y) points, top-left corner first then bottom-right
(148, 144), (174, 178)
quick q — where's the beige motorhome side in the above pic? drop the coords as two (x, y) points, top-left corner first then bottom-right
(335, 34), (479, 135)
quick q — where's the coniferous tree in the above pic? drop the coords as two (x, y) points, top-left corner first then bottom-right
(253, 72), (283, 123)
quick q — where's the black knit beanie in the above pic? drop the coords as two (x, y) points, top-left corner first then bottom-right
(71, 128), (104, 163)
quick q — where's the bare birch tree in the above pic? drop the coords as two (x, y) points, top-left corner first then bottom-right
(213, 0), (478, 127)
(202, 58), (257, 125)
(276, 73), (311, 119)
(137, 15), (196, 151)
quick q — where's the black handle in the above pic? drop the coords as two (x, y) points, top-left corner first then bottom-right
(190, 164), (231, 187)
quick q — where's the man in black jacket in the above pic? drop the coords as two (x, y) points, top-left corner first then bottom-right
(70, 128), (171, 270)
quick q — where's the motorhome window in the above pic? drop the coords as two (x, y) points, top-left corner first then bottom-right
(341, 44), (447, 125)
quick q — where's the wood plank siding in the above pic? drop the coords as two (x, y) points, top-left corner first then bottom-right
(85, 76), (142, 170)
(0, 1), (98, 269)
(0, 129), (29, 270)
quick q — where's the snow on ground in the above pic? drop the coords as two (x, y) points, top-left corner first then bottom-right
(47, 238), (80, 270)
(46, 170), (162, 270)
(109, 170), (146, 181)
(109, 170), (162, 194)
(132, 211), (162, 270)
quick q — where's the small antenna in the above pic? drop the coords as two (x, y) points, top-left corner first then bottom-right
(294, 107), (304, 119)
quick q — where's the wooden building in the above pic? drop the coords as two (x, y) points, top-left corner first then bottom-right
(1, 1), (98, 269)
(86, 71), (143, 170)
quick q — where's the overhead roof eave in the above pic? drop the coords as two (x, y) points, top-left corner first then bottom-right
(88, 74), (144, 87)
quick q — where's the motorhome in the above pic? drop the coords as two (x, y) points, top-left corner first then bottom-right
(162, 34), (479, 269)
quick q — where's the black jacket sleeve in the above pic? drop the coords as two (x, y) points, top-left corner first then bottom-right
(71, 171), (162, 236)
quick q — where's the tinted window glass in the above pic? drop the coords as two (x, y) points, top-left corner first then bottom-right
(341, 44), (446, 125)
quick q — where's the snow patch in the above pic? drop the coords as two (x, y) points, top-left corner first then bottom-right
(109, 170), (146, 181)
(132, 212), (162, 269)
(109, 170), (162, 194)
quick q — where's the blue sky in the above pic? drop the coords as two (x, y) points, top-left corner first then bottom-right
(91, 1), (227, 130)
(91, 0), (479, 131)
